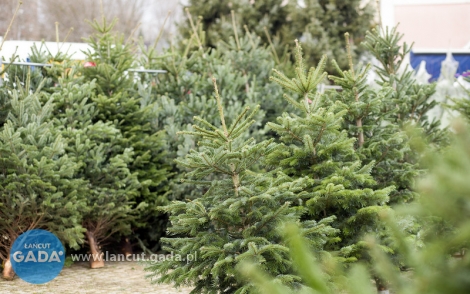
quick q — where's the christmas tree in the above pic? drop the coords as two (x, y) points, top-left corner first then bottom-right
(138, 27), (288, 250)
(181, 0), (376, 72)
(241, 120), (470, 294)
(267, 41), (393, 263)
(48, 68), (140, 268)
(144, 31), (286, 129)
(145, 78), (337, 293)
(0, 78), (85, 278)
(361, 26), (444, 144)
(326, 27), (447, 205)
(81, 17), (170, 251)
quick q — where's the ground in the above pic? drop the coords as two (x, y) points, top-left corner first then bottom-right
(0, 261), (192, 293)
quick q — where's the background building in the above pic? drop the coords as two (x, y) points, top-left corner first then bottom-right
(380, 0), (470, 79)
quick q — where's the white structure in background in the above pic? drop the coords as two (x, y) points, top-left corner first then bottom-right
(380, 0), (470, 127)
(415, 52), (470, 128)
(0, 40), (91, 61)
(428, 53), (458, 126)
(0, 40), (92, 86)
(414, 61), (432, 84)
(457, 76), (470, 91)
(0, 39), (165, 86)
(380, 0), (470, 50)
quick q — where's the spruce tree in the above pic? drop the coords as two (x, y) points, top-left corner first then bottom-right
(267, 41), (393, 263)
(81, 17), (170, 251)
(0, 78), (85, 278)
(181, 0), (376, 72)
(145, 78), (337, 293)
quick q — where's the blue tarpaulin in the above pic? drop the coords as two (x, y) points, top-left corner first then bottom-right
(410, 51), (470, 81)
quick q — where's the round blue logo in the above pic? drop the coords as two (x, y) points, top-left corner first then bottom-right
(10, 229), (65, 284)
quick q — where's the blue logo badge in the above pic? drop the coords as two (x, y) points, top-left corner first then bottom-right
(10, 229), (65, 284)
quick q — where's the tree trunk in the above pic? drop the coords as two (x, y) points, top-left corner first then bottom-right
(2, 256), (15, 280)
(356, 118), (364, 147)
(121, 236), (133, 257)
(375, 277), (389, 294)
(85, 230), (104, 269)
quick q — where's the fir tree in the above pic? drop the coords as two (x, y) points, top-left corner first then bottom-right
(81, 17), (170, 251)
(241, 121), (470, 294)
(326, 27), (447, 205)
(138, 29), (288, 250)
(47, 69), (140, 268)
(0, 78), (85, 279)
(145, 78), (337, 293)
(267, 41), (393, 263)
(0, 42), (77, 129)
(361, 26), (444, 143)
(142, 28), (285, 133)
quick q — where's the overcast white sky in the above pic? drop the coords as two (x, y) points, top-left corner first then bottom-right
(141, 0), (185, 43)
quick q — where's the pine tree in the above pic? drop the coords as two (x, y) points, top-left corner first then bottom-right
(145, 78), (337, 293)
(47, 68), (140, 268)
(81, 17), (170, 251)
(0, 78), (85, 279)
(181, 0), (376, 73)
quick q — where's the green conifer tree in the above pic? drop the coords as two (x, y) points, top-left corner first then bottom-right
(267, 41), (393, 263)
(145, 78), (337, 293)
(138, 29), (288, 250)
(143, 32), (286, 128)
(361, 26), (444, 143)
(326, 27), (446, 205)
(181, 0), (375, 72)
(0, 78), (85, 279)
(241, 121), (470, 294)
(47, 68), (140, 268)
(81, 17), (170, 251)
